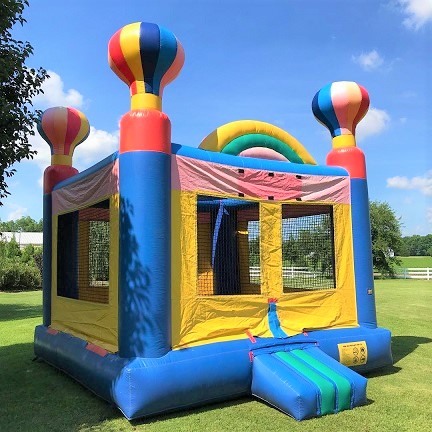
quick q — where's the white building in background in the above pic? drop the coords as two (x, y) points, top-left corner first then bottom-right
(0, 232), (43, 249)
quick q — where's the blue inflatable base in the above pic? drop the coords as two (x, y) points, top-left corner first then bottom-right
(34, 325), (392, 420)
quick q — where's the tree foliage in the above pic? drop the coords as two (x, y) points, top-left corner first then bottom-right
(369, 201), (402, 276)
(0, 237), (42, 290)
(0, 0), (48, 203)
(399, 234), (432, 257)
(0, 215), (43, 232)
(281, 222), (334, 275)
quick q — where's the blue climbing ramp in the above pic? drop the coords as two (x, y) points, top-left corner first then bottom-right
(251, 346), (367, 420)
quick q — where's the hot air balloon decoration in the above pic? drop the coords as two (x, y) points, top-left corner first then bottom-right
(312, 81), (369, 149)
(108, 22), (185, 111)
(38, 106), (90, 194)
(38, 106), (90, 166)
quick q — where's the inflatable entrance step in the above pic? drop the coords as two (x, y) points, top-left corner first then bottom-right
(251, 346), (367, 420)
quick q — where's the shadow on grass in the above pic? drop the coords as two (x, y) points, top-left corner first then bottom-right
(0, 302), (42, 322)
(364, 335), (432, 378)
(364, 364), (401, 378)
(391, 335), (432, 364)
(130, 397), (253, 427)
(0, 342), (121, 432)
(1, 341), (254, 430)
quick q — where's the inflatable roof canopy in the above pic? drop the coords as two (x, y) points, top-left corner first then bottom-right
(34, 22), (392, 421)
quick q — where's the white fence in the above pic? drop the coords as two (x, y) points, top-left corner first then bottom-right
(395, 268), (432, 280)
(250, 266), (320, 279)
(250, 266), (432, 280)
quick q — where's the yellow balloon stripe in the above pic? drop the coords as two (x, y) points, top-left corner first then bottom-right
(199, 120), (316, 165)
(120, 23), (144, 83)
(51, 154), (72, 165)
(70, 110), (90, 154)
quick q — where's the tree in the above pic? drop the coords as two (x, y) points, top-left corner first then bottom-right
(5, 236), (21, 260)
(0, 0), (48, 203)
(0, 215), (43, 232)
(400, 234), (432, 256)
(369, 201), (402, 277)
(20, 242), (34, 263)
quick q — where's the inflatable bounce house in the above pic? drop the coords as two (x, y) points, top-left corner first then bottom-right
(34, 22), (392, 421)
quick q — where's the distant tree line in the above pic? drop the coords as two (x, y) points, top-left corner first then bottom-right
(399, 235), (432, 257)
(0, 215), (43, 232)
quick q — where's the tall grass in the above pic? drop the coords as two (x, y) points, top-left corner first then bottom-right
(0, 280), (431, 431)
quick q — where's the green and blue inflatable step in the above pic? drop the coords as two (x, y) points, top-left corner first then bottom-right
(251, 345), (367, 420)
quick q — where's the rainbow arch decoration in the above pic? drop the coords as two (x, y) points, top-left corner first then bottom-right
(34, 21), (392, 422)
(199, 120), (317, 164)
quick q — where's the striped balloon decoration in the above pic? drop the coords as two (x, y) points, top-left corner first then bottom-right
(312, 82), (369, 138)
(37, 107), (90, 164)
(108, 22), (184, 99)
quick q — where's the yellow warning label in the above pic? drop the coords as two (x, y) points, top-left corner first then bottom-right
(338, 341), (368, 366)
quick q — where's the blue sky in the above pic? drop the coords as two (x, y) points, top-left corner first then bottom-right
(1, 0), (431, 236)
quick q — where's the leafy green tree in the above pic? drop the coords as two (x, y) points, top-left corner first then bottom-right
(0, 0), (48, 203)
(282, 215), (333, 276)
(248, 237), (260, 266)
(89, 221), (110, 282)
(32, 245), (42, 277)
(282, 235), (302, 266)
(0, 240), (7, 264)
(370, 201), (402, 276)
(6, 236), (21, 260)
(0, 239), (42, 290)
(400, 234), (432, 256)
(20, 243), (34, 263)
(0, 215), (43, 232)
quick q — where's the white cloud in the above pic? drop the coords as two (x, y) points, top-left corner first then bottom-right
(356, 107), (391, 141)
(387, 171), (432, 196)
(7, 204), (28, 221)
(398, 0), (432, 30)
(32, 70), (84, 108)
(352, 50), (384, 71)
(74, 127), (119, 169)
(27, 125), (119, 186)
(29, 131), (52, 170)
(27, 69), (119, 185)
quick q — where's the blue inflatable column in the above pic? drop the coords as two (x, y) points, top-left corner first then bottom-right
(37, 106), (88, 326)
(118, 111), (172, 358)
(41, 166), (80, 325)
(108, 22), (184, 358)
(42, 192), (52, 326)
(313, 81), (377, 328)
(327, 148), (377, 328)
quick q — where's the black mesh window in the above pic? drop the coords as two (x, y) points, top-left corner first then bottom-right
(57, 199), (110, 303)
(282, 204), (336, 292)
(197, 195), (261, 296)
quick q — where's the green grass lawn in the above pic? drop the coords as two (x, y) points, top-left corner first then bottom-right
(397, 256), (432, 268)
(1, 281), (431, 432)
